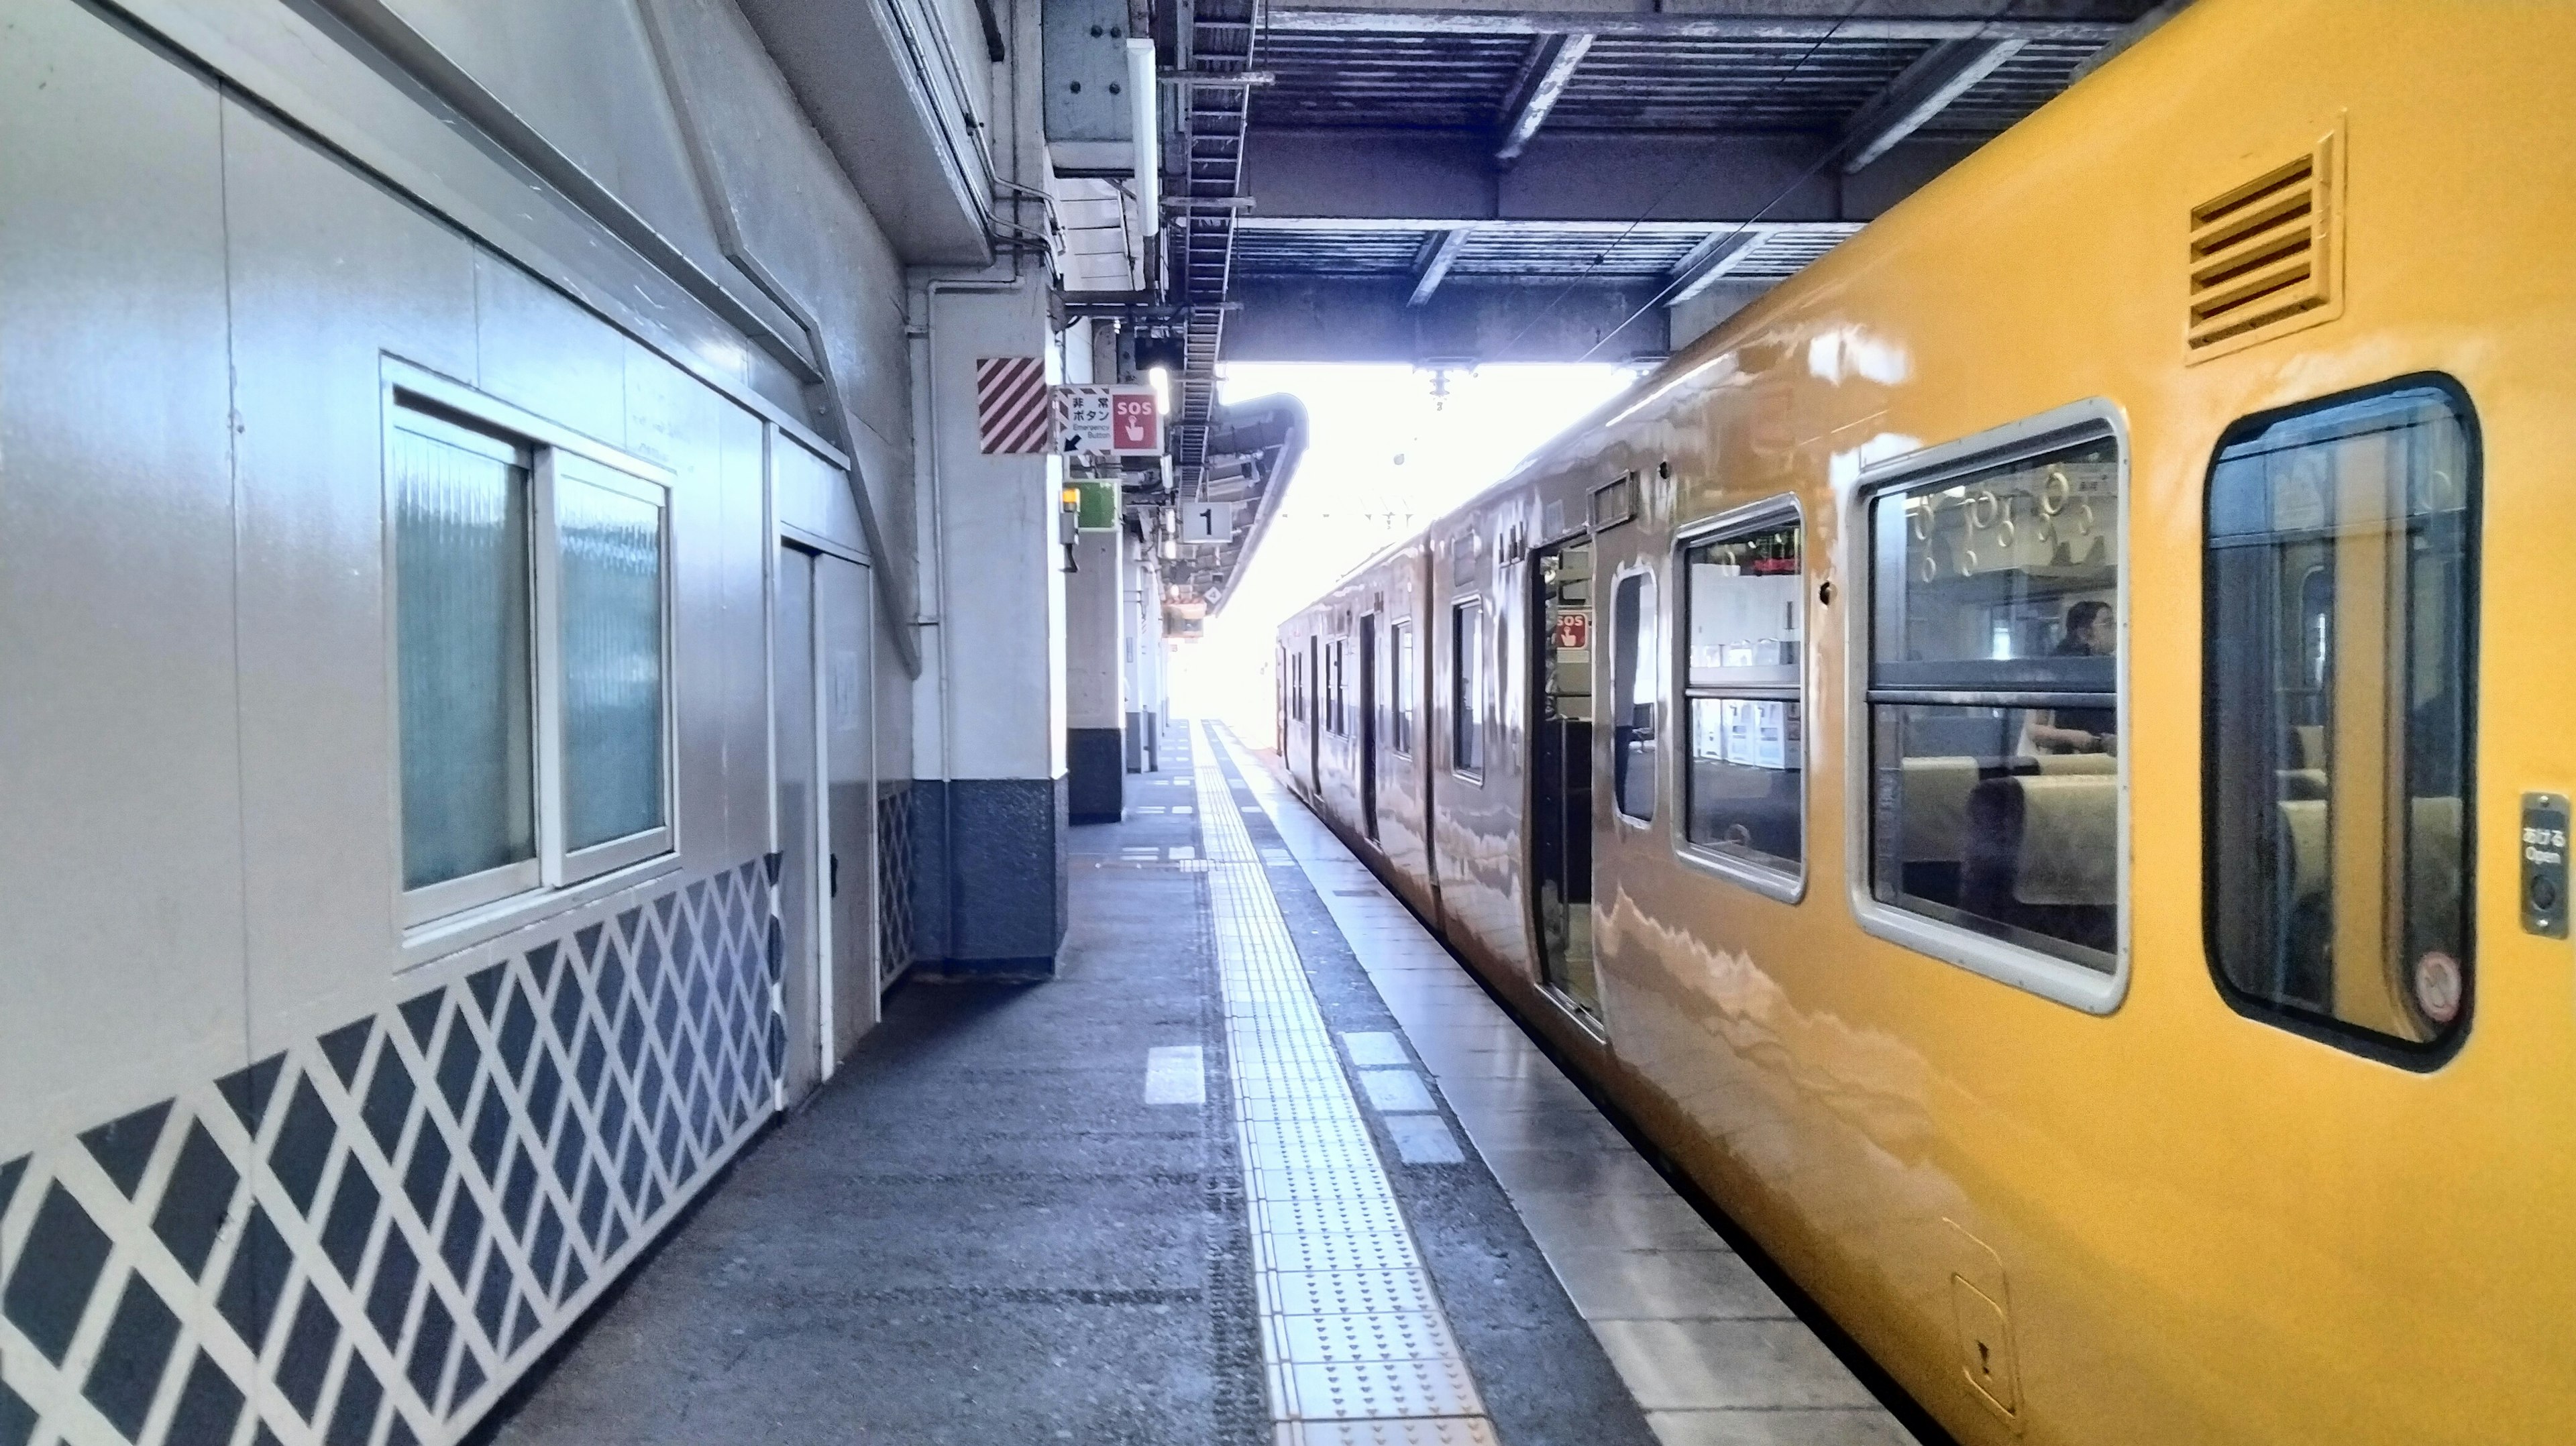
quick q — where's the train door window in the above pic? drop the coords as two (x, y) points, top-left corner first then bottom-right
(1452, 600), (1485, 777)
(1330, 637), (1347, 735)
(2205, 378), (2476, 1063)
(1610, 569), (1659, 823)
(1389, 620), (1417, 755)
(1864, 418), (2123, 983)
(392, 395), (675, 926)
(1680, 508), (1803, 885)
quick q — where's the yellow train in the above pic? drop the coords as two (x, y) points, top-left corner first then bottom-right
(1275, 3), (2576, 1441)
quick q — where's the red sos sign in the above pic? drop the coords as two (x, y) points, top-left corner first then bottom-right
(1111, 388), (1160, 453)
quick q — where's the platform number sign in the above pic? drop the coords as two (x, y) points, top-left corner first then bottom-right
(1181, 500), (1234, 544)
(1057, 384), (1162, 457)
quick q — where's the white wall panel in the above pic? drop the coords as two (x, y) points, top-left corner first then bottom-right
(373, 0), (729, 291)
(224, 97), (484, 1052)
(623, 341), (733, 883)
(0, 1), (248, 1151)
(719, 406), (773, 865)
(472, 252), (633, 453)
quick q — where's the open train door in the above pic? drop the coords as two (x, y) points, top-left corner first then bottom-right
(1529, 539), (1601, 1018)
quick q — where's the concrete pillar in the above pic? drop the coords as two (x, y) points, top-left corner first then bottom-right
(907, 276), (1071, 979)
(1065, 520), (1126, 822)
(1126, 546), (1167, 772)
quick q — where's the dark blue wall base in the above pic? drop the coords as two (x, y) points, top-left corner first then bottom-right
(906, 775), (1069, 979)
(1068, 727), (1126, 824)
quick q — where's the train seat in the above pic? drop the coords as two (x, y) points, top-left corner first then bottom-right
(1960, 773), (2117, 952)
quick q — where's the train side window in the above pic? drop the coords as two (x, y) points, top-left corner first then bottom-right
(1609, 570), (1659, 822)
(1680, 508), (1803, 881)
(1452, 600), (1485, 777)
(1390, 620), (1417, 755)
(2205, 378), (2477, 1064)
(1865, 427), (2121, 975)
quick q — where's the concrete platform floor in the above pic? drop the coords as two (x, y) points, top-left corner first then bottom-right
(478, 722), (1927, 1446)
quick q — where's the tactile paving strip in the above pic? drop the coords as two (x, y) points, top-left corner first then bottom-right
(1191, 723), (1495, 1439)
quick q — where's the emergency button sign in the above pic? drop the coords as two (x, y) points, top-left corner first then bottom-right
(1112, 388), (1159, 453)
(1058, 384), (1162, 457)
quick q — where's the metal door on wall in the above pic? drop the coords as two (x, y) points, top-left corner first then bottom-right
(1530, 539), (1599, 1017)
(775, 542), (879, 1105)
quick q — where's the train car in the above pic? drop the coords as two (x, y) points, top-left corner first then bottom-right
(1277, 3), (2576, 1442)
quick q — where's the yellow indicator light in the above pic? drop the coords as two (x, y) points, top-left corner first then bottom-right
(1061, 486), (1082, 509)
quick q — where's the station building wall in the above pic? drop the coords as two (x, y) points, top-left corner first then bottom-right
(0, 1), (953, 1441)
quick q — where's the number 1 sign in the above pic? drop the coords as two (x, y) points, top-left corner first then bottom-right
(1179, 500), (1234, 543)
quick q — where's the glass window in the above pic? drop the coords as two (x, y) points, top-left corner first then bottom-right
(393, 417), (536, 894)
(1681, 516), (1803, 872)
(553, 462), (667, 852)
(1452, 600), (1485, 776)
(1390, 621), (1417, 755)
(1867, 434), (2121, 968)
(391, 394), (674, 922)
(1610, 571), (1659, 822)
(2206, 380), (2475, 1057)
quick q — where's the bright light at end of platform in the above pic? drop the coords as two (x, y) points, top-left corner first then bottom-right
(1173, 362), (1642, 738)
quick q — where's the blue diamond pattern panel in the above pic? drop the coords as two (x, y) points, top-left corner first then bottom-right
(0, 860), (776, 1446)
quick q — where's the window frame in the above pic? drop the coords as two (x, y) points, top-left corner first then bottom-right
(1607, 559), (1662, 831)
(2198, 372), (2481, 1070)
(1388, 618), (1416, 757)
(1672, 496), (1808, 901)
(1841, 398), (2132, 1015)
(537, 448), (678, 887)
(1450, 596), (1486, 781)
(384, 360), (680, 935)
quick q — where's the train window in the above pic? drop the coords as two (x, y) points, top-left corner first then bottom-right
(1452, 600), (1485, 777)
(2205, 378), (2476, 1062)
(1680, 510), (1803, 879)
(1609, 571), (1659, 822)
(1866, 430), (2121, 972)
(1390, 620), (1417, 755)
(392, 397), (675, 925)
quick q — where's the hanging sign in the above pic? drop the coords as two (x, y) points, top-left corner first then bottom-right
(1057, 384), (1163, 457)
(1179, 500), (1234, 543)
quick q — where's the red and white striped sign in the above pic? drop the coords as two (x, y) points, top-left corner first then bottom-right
(975, 355), (1051, 454)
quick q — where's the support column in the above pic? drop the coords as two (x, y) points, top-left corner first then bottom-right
(1066, 518), (1127, 822)
(908, 276), (1071, 979)
(1127, 544), (1167, 772)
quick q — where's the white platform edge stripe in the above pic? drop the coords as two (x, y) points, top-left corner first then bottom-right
(1191, 723), (1493, 1432)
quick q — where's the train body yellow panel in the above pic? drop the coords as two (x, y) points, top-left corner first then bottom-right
(1278, 3), (2576, 1441)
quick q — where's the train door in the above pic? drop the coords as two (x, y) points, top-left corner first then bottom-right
(1360, 614), (1380, 838)
(775, 542), (881, 1104)
(1529, 539), (1599, 1017)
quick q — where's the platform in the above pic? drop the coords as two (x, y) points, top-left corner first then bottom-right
(483, 723), (1917, 1446)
